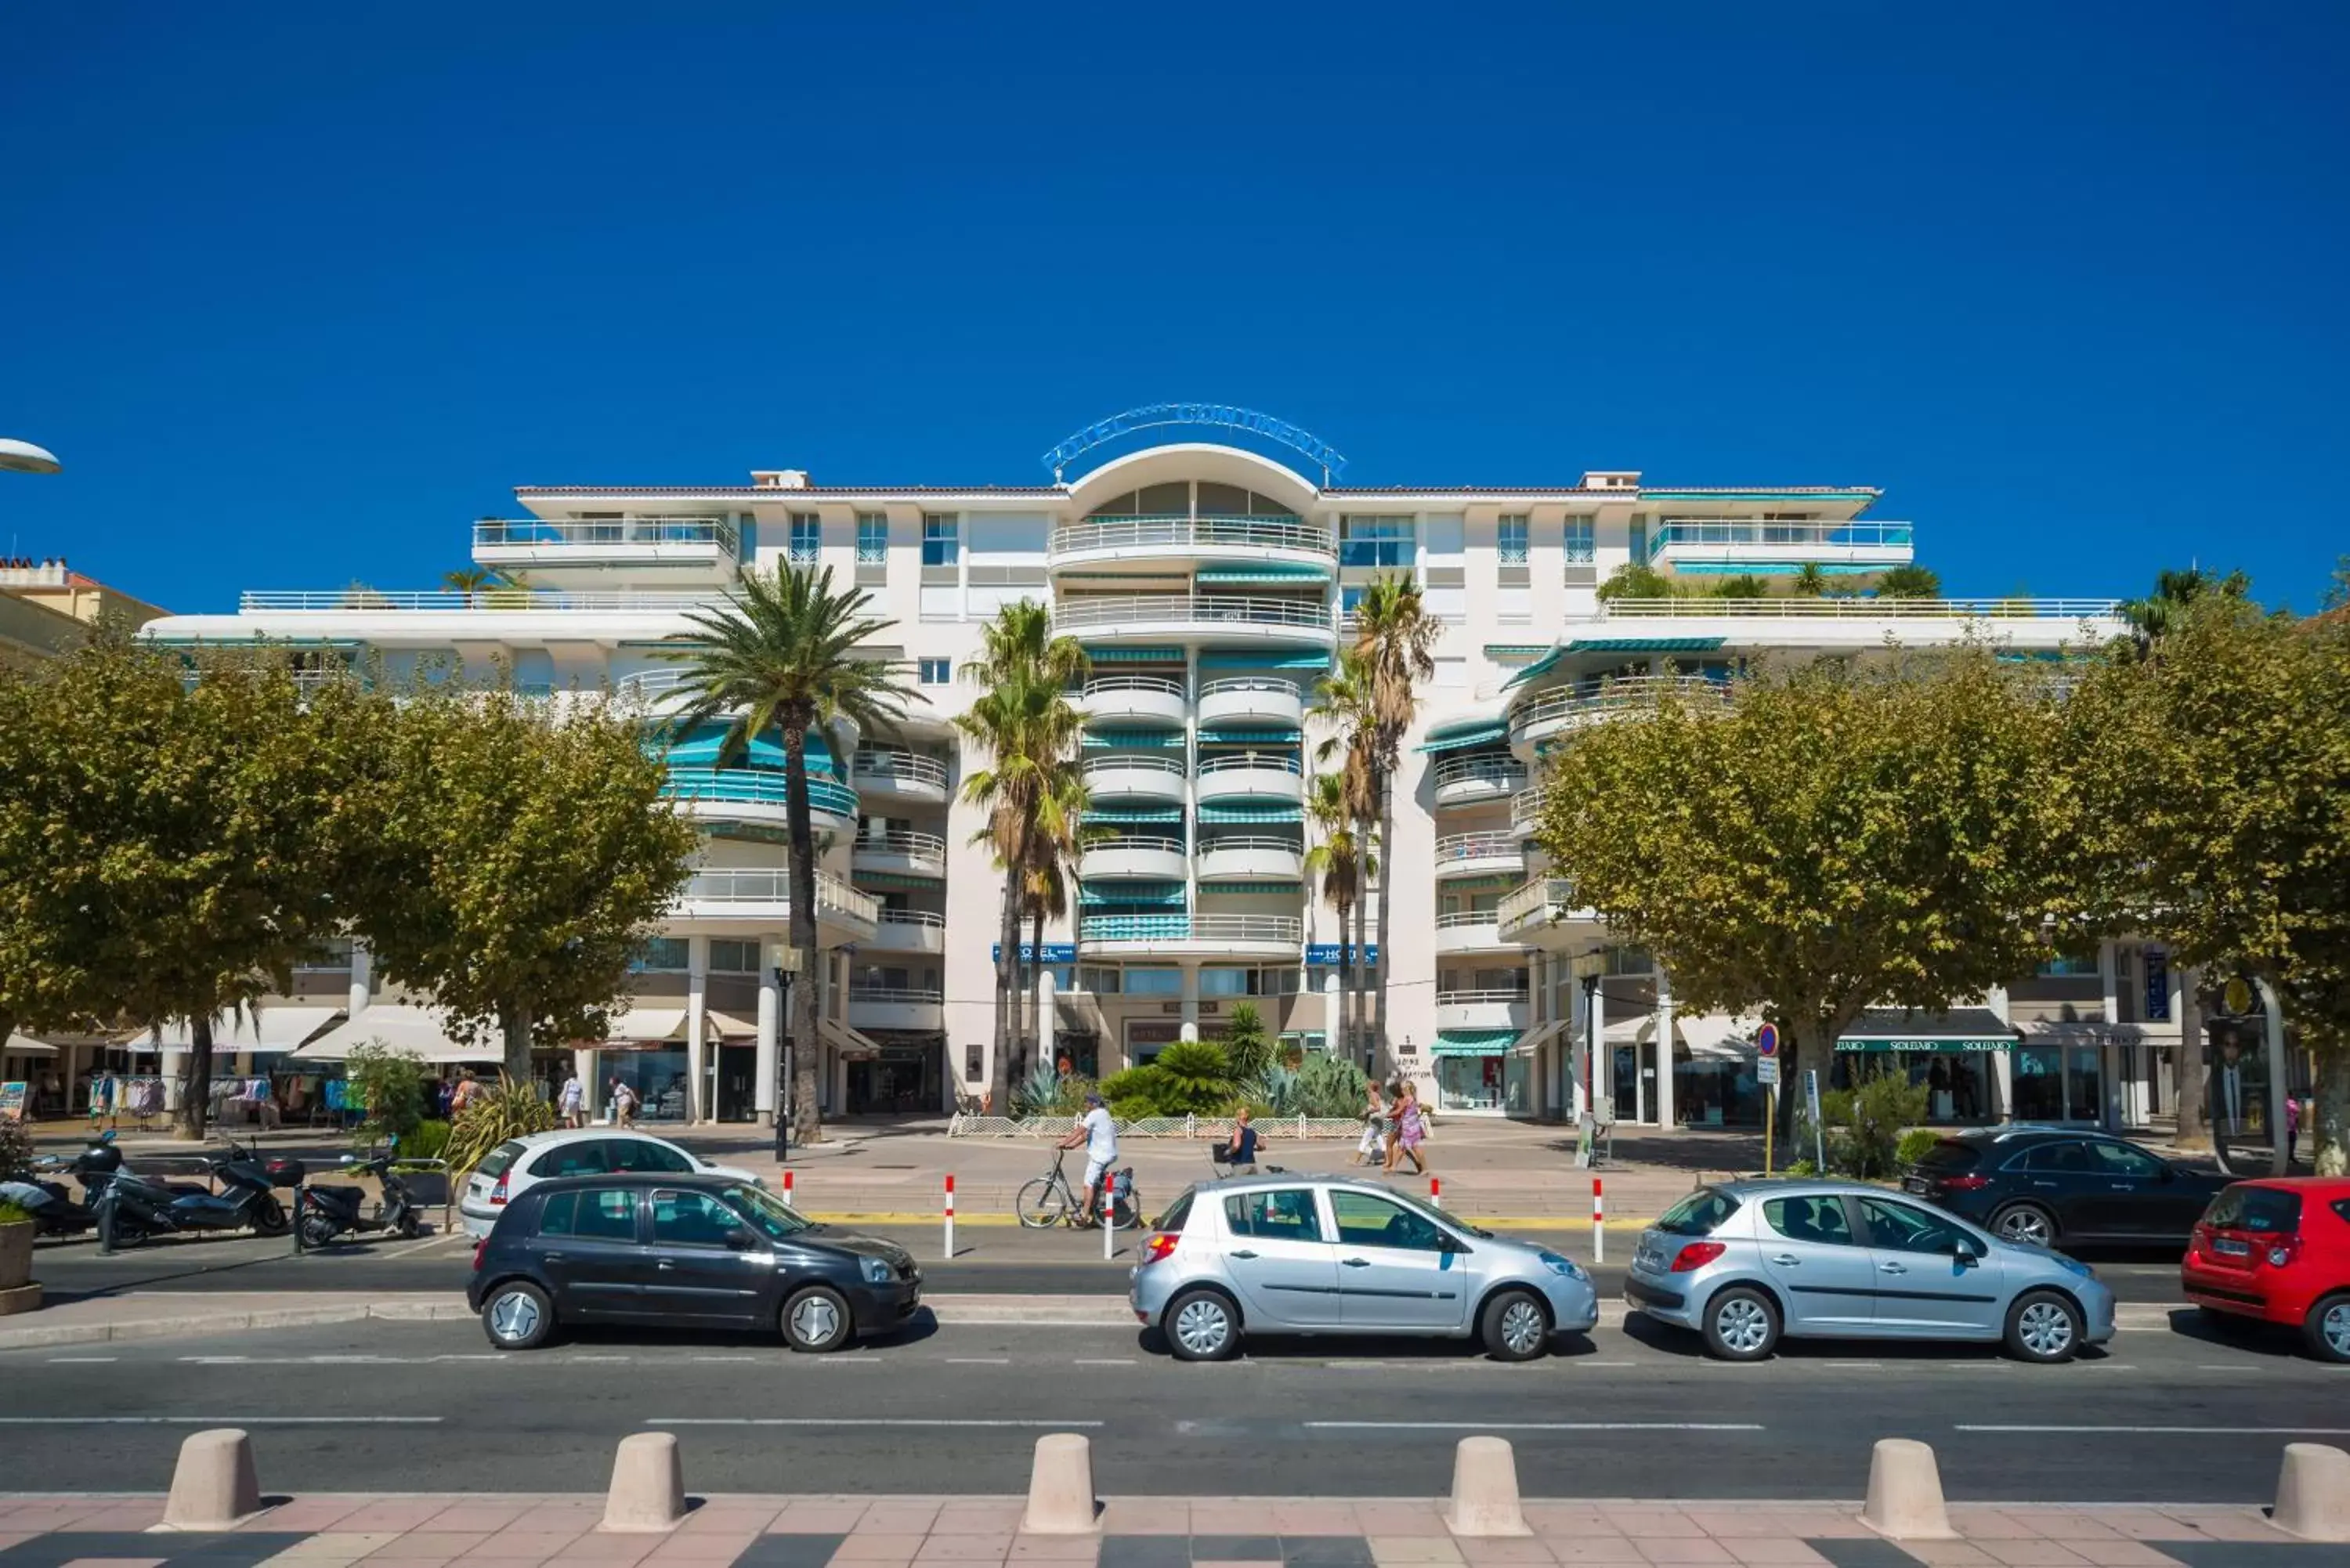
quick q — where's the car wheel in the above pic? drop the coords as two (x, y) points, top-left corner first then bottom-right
(481, 1282), (554, 1350)
(2304, 1294), (2350, 1364)
(1164, 1288), (1241, 1362)
(1701, 1286), (1780, 1361)
(1480, 1288), (1552, 1363)
(1991, 1202), (2058, 1248)
(2004, 1289), (2084, 1363)
(783, 1286), (855, 1353)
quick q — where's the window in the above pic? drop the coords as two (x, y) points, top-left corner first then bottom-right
(1199, 967), (1250, 997)
(789, 513), (821, 563)
(532, 1141), (610, 1179)
(918, 657), (953, 686)
(478, 1140), (528, 1181)
(1563, 517), (1595, 564)
(650, 1188), (747, 1248)
(921, 514), (960, 566)
(545, 1187), (638, 1241)
(2088, 1140), (2166, 1179)
(1856, 1196), (1972, 1256)
(856, 512), (888, 563)
(2020, 1140), (2095, 1174)
(631, 938), (689, 973)
(1079, 966), (1123, 995)
(708, 938), (759, 974)
(1152, 1188), (1196, 1234)
(1339, 515), (1412, 568)
(1329, 1190), (1450, 1252)
(1763, 1195), (1856, 1246)
(1280, 1031), (1327, 1056)
(1224, 1188), (1327, 1243)
(2035, 952), (2099, 977)
(1497, 515), (1529, 564)
(2204, 1186), (2302, 1234)
(608, 1138), (696, 1174)
(1124, 967), (1182, 995)
(1657, 1188), (1741, 1236)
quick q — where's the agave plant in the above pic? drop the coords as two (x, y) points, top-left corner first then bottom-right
(442, 1074), (559, 1178)
(1010, 1056), (1066, 1118)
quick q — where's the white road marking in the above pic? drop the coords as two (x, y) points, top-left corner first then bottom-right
(945, 1357), (1011, 1365)
(45, 1357), (118, 1364)
(371, 1235), (454, 1260)
(1956, 1424), (2350, 1435)
(0, 1416), (442, 1425)
(648, 1417), (1102, 1428)
(1306, 1421), (1764, 1432)
(689, 1355), (759, 1364)
(1075, 1357), (1135, 1366)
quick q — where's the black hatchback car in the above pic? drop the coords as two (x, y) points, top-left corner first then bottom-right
(1904, 1127), (2229, 1248)
(468, 1172), (920, 1352)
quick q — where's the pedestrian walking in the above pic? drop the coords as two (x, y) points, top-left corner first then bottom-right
(612, 1079), (639, 1129)
(1386, 1081), (1428, 1176)
(559, 1071), (586, 1129)
(1356, 1081), (1387, 1166)
(2287, 1092), (2302, 1166)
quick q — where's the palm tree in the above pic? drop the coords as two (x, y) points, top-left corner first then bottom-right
(1871, 564), (1943, 600)
(2121, 566), (2251, 652)
(1791, 562), (1831, 598)
(1021, 768), (1094, 1060)
(954, 603), (1090, 1111)
(1303, 771), (1373, 1069)
(1310, 652), (1379, 1065)
(1352, 580), (1439, 1073)
(661, 563), (916, 1144)
(443, 568), (496, 594)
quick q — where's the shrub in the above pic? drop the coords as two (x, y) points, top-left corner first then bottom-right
(1597, 562), (1676, 602)
(1220, 1004), (1274, 1089)
(1895, 1129), (1942, 1172)
(1010, 1057), (1064, 1118)
(1097, 1065), (1163, 1113)
(442, 1073), (559, 1177)
(1294, 1052), (1370, 1118)
(402, 1118), (454, 1162)
(1811, 1069), (1930, 1179)
(1256, 1065), (1303, 1117)
(0, 1118), (37, 1182)
(1148, 1042), (1235, 1116)
(1108, 1095), (1159, 1123)
(345, 1041), (429, 1147)
(0, 1201), (29, 1227)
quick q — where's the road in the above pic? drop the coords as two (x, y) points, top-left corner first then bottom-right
(2, 1303), (2341, 1502)
(25, 1226), (2202, 1303)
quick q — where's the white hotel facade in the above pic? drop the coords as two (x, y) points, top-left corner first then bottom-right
(143, 414), (2193, 1135)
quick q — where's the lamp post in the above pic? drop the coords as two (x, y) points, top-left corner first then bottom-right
(0, 438), (61, 475)
(771, 963), (796, 1162)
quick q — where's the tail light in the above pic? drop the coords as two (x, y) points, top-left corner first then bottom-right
(472, 1236), (488, 1272)
(2263, 1236), (2301, 1270)
(1670, 1241), (1726, 1273)
(1937, 1174), (1991, 1191)
(1139, 1233), (1178, 1266)
(489, 1174), (508, 1207)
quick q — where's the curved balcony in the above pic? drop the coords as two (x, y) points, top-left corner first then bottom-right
(1080, 675), (1188, 728)
(672, 869), (877, 940)
(1195, 836), (1306, 883)
(1081, 753), (1188, 804)
(865, 909), (946, 954)
(472, 516), (742, 585)
(1434, 831), (1525, 881)
(1434, 909), (1521, 956)
(613, 668), (696, 710)
(1195, 750), (1304, 805)
(1435, 991), (1531, 1034)
(662, 767), (857, 833)
(1078, 912), (1303, 959)
(851, 828), (947, 879)
(1432, 754), (1528, 809)
(1048, 515), (1335, 575)
(1496, 876), (1600, 946)
(853, 749), (949, 805)
(1509, 676), (1728, 750)
(1079, 836), (1190, 882)
(847, 986), (945, 1031)
(1051, 594), (1335, 649)
(1510, 785), (1550, 838)
(1196, 675), (1305, 730)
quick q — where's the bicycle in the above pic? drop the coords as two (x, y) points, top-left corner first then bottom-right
(1017, 1148), (1137, 1230)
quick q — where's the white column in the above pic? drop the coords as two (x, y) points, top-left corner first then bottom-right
(2097, 940), (2120, 1024)
(573, 1049), (598, 1116)
(1037, 965), (1058, 1078)
(1180, 963), (1201, 1044)
(685, 934), (710, 1125)
(2254, 975), (2291, 1177)
(348, 942), (372, 1017)
(1323, 964), (1343, 1058)
(1653, 967), (1676, 1129)
(1987, 981), (2014, 1122)
(756, 937), (783, 1125)
(1574, 978), (1598, 1125)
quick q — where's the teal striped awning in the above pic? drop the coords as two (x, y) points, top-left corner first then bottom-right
(1417, 722), (1508, 754)
(1484, 645), (1550, 658)
(1434, 1028), (1519, 1055)
(1207, 882), (1303, 894)
(1083, 731), (1187, 749)
(853, 871), (945, 891)
(1500, 647), (1569, 690)
(1198, 652), (1333, 671)
(1198, 728), (1302, 745)
(1195, 564), (1332, 583)
(1079, 882), (1187, 909)
(1084, 806), (1183, 824)
(1085, 645), (1185, 663)
(1567, 636), (1727, 653)
(1198, 803), (1303, 825)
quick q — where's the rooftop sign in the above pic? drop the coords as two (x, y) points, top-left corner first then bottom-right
(1042, 403), (1349, 484)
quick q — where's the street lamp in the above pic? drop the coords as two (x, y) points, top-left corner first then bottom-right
(771, 963), (797, 1163)
(0, 438), (62, 475)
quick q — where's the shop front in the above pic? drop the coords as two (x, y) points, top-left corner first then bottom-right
(846, 1033), (945, 1115)
(2012, 1022), (2131, 1129)
(1833, 1009), (2017, 1124)
(602, 1042), (690, 1120)
(1433, 1029), (1513, 1113)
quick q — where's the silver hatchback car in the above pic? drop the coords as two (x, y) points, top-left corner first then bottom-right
(1127, 1173), (1600, 1362)
(1625, 1179), (2117, 1363)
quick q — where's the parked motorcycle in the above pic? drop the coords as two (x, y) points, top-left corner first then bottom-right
(294, 1147), (425, 1249)
(94, 1134), (291, 1251)
(0, 1133), (124, 1236)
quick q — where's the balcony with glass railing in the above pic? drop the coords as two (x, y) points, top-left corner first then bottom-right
(1509, 676), (1729, 747)
(1195, 749), (1305, 804)
(1050, 594), (1336, 647)
(1596, 596), (2125, 621)
(1078, 912), (1304, 955)
(1195, 674), (1305, 729)
(1048, 515), (1334, 571)
(673, 869), (877, 935)
(471, 516), (743, 583)
(851, 828), (947, 878)
(1434, 831), (1525, 880)
(1647, 517), (1912, 576)
(1080, 674), (1189, 728)
(865, 908), (948, 952)
(1079, 834), (1190, 882)
(853, 748), (950, 801)
(1431, 753), (1527, 807)
(241, 588), (720, 613)
(1080, 751), (1189, 803)
(661, 766), (859, 828)
(1195, 834), (1306, 883)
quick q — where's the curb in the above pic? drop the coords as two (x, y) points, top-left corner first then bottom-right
(0, 1298), (476, 1352)
(804, 1212), (1658, 1230)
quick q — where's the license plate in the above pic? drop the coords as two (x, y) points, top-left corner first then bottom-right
(1903, 1177), (1928, 1193)
(2212, 1237), (2251, 1256)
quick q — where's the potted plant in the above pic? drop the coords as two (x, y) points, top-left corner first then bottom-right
(0, 1200), (38, 1314)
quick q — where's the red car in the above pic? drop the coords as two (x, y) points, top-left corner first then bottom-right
(2181, 1177), (2350, 1362)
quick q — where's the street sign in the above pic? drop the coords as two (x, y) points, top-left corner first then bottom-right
(1803, 1068), (1820, 1121)
(1756, 1022), (1780, 1059)
(1757, 1057), (1780, 1088)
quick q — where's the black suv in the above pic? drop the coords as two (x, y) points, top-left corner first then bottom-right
(1904, 1127), (2229, 1248)
(467, 1172), (920, 1351)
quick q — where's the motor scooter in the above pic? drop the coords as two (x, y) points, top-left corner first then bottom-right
(294, 1147), (425, 1249)
(94, 1135), (291, 1251)
(0, 1132), (138, 1237)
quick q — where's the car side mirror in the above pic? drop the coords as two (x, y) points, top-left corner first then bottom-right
(722, 1227), (754, 1250)
(1953, 1237), (1983, 1266)
(2158, 1165), (2178, 1183)
(339, 1154), (356, 1166)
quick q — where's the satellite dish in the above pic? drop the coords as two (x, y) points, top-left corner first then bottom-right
(0, 438), (62, 475)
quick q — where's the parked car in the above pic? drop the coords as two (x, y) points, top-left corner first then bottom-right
(1624, 1179), (2115, 1363)
(458, 1129), (766, 1238)
(467, 1172), (920, 1351)
(2181, 1177), (2350, 1363)
(1126, 1172), (1600, 1363)
(1902, 1127), (2229, 1248)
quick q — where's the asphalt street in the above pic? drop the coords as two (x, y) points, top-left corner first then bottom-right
(2, 1305), (2340, 1503)
(24, 1225), (2201, 1303)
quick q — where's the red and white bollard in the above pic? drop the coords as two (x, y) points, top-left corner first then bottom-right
(782, 1167), (795, 1209)
(1592, 1176), (1605, 1263)
(943, 1173), (955, 1260)
(1430, 1175), (1442, 1209)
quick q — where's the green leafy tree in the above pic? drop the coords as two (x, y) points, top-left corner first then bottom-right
(348, 677), (700, 1086)
(1596, 562), (1675, 602)
(1532, 651), (2081, 1133)
(2323, 555), (2349, 612)
(344, 1041), (430, 1146)
(1350, 576), (1438, 1071)
(661, 563), (916, 1144)
(1873, 565), (1943, 599)
(443, 568), (497, 593)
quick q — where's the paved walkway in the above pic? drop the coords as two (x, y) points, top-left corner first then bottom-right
(0, 1494), (2324, 1568)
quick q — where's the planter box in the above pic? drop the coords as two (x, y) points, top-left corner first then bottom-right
(0, 1220), (37, 1313)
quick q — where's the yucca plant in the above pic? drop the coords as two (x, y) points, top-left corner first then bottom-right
(441, 1073), (559, 1177)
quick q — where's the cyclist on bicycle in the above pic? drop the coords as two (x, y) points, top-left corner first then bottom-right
(1058, 1092), (1119, 1226)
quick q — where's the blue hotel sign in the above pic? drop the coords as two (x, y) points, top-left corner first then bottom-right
(1307, 944), (1377, 966)
(992, 942), (1079, 963)
(1042, 403), (1350, 484)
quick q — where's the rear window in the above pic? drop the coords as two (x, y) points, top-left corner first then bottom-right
(1152, 1187), (1196, 1234)
(2203, 1185), (2303, 1234)
(476, 1140), (528, 1180)
(1658, 1188), (1741, 1237)
(1915, 1140), (1983, 1172)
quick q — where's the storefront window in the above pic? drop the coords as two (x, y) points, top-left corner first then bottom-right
(1675, 1052), (1765, 1127)
(1435, 1053), (1505, 1111)
(1831, 1050), (1998, 1123)
(604, 1048), (689, 1120)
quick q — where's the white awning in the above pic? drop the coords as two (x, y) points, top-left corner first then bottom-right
(1677, 1013), (1762, 1062)
(602, 1005), (690, 1043)
(143, 1006), (345, 1053)
(4, 1032), (58, 1057)
(291, 1006), (503, 1064)
(1603, 1014), (1654, 1046)
(704, 1010), (759, 1039)
(1509, 1020), (1563, 1055)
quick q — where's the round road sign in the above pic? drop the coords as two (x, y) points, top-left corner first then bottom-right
(1756, 1022), (1780, 1058)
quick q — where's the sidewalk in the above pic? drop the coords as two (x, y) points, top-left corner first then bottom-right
(0, 1490), (2316, 1568)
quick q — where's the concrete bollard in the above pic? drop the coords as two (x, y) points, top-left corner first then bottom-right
(2272, 1443), (2350, 1541)
(1860, 1438), (1956, 1541)
(1021, 1433), (1100, 1534)
(1443, 1436), (1530, 1537)
(601, 1431), (687, 1533)
(161, 1428), (262, 1530)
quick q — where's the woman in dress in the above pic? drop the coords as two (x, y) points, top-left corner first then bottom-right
(1356, 1082), (1387, 1166)
(1386, 1080), (1428, 1176)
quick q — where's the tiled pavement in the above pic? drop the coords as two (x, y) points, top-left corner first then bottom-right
(0, 1498), (2342, 1568)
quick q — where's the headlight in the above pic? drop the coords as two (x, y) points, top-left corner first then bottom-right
(2053, 1253), (2095, 1279)
(859, 1256), (895, 1285)
(1538, 1252), (1588, 1281)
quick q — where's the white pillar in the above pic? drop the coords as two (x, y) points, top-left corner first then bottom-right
(685, 935), (710, 1125)
(756, 937), (783, 1125)
(1575, 978), (1599, 1125)
(2254, 976), (2291, 1177)
(348, 942), (372, 1017)
(1987, 981), (2013, 1122)
(573, 1049), (598, 1115)
(1653, 968), (1676, 1129)
(1180, 963), (1201, 1044)
(1038, 965), (1058, 1077)
(1323, 963), (1343, 1059)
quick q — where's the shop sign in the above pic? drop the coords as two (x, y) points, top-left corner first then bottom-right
(1305, 944), (1378, 966)
(0, 1082), (24, 1122)
(2142, 948), (2171, 1022)
(1836, 1037), (2011, 1053)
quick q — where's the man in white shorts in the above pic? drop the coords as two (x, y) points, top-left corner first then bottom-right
(1058, 1091), (1119, 1226)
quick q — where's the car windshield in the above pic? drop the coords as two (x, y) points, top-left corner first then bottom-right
(1658, 1189), (1741, 1236)
(727, 1183), (814, 1241)
(2203, 1186), (2302, 1235)
(477, 1141), (526, 1180)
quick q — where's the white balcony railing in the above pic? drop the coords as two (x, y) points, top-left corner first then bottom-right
(1197, 751), (1303, 776)
(473, 517), (738, 551)
(1082, 674), (1187, 699)
(1082, 753), (1188, 779)
(1432, 755), (1527, 790)
(1649, 519), (1912, 552)
(1510, 676), (1727, 737)
(1498, 876), (1576, 930)
(614, 669), (696, 702)
(242, 589), (720, 612)
(1435, 988), (1533, 1007)
(1435, 832), (1522, 867)
(1088, 835), (1187, 857)
(849, 985), (945, 1006)
(1197, 835), (1302, 857)
(1050, 515), (1332, 558)
(877, 909), (946, 930)
(855, 828), (947, 859)
(1198, 675), (1301, 699)
(854, 749), (949, 790)
(679, 869), (877, 923)
(1511, 786), (1550, 833)
(1435, 909), (1502, 930)
(1050, 595), (1334, 634)
(1597, 596), (2124, 620)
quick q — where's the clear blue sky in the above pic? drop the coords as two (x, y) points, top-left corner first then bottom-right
(3, 4), (2345, 612)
